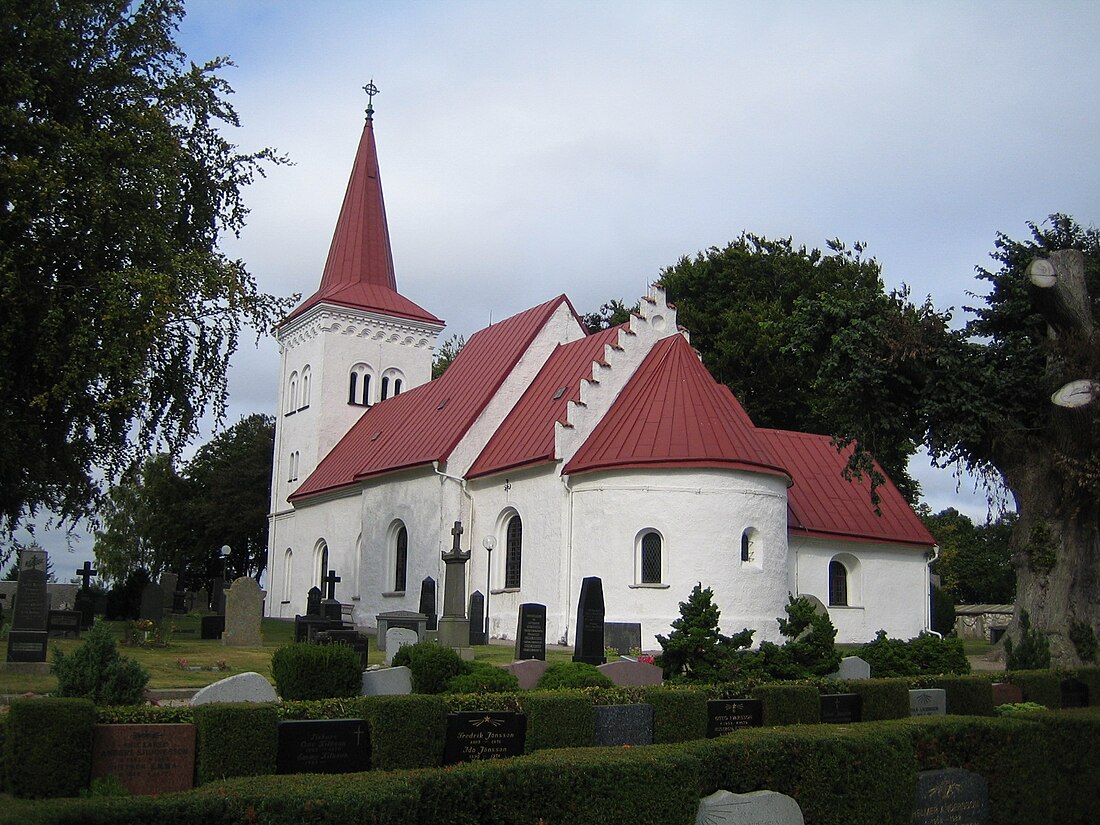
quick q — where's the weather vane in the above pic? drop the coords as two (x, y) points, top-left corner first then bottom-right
(363, 79), (379, 120)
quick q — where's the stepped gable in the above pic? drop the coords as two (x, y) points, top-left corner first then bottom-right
(467, 325), (623, 479)
(290, 296), (567, 500)
(756, 429), (935, 548)
(283, 115), (441, 326)
(562, 332), (790, 479)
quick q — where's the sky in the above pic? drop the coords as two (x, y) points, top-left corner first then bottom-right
(18, 1), (1100, 575)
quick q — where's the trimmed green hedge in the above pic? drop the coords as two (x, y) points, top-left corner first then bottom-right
(643, 686), (707, 743)
(921, 674), (994, 716)
(359, 694), (446, 770)
(4, 698), (95, 799)
(1006, 669), (1062, 708)
(519, 690), (594, 752)
(841, 678), (912, 721)
(753, 683), (819, 725)
(193, 702), (278, 783)
(1069, 666), (1100, 705)
(270, 642), (362, 700)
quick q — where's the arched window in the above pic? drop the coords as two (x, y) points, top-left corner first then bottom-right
(287, 371), (299, 413)
(829, 560), (848, 606)
(741, 528), (760, 564)
(288, 451), (299, 482)
(394, 378), (403, 396)
(393, 523), (408, 592)
(299, 365), (311, 408)
(504, 514), (522, 589)
(381, 375), (390, 401)
(640, 531), (662, 583)
(282, 548), (293, 603)
(741, 532), (750, 562)
(348, 371), (357, 404)
(313, 540), (329, 589)
(349, 364), (372, 405)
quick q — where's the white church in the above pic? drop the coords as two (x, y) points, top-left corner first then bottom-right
(265, 106), (937, 649)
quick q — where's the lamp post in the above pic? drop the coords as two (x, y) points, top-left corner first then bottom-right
(482, 536), (496, 639)
(220, 545), (231, 581)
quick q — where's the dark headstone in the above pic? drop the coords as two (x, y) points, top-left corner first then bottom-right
(604, 622), (642, 655)
(991, 682), (1024, 706)
(707, 699), (763, 737)
(295, 614), (345, 643)
(443, 712), (527, 764)
(139, 582), (164, 622)
(200, 614), (225, 640)
(911, 768), (989, 825)
(211, 577), (226, 615)
(276, 719), (370, 775)
(91, 724), (196, 796)
(317, 629), (370, 668)
(572, 576), (605, 665)
(820, 693), (862, 724)
(75, 590), (95, 631)
(47, 609), (81, 639)
(171, 591), (188, 614)
(7, 548), (49, 663)
(468, 591), (486, 646)
(515, 603), (547, 661)
(594, 704), (653, 746)
(1061, 677), (1089, 708)
(6, 630), (48, 662)
(306, 586), (322, 617)
(419, 576), (438, 631)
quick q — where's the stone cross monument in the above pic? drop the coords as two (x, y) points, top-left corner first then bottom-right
(436, 520), (473, 658)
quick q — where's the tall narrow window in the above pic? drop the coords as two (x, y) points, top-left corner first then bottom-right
(349, 364), (372, 405)
(313, 541), (329, 589)
(348, 372), (358, 404)
(394, 378), (403, 396)
(640, 531), (662, 583)
(829, 560), (848, 606)
(381, 376), (390, 401)
(741, 532), (750, 562)
(287, 371), (299, 413)
(282, 549), (293, 603)
(300, 365), (312, 408)
(394, 524), (408, 592)
(505, 514), (522, 589)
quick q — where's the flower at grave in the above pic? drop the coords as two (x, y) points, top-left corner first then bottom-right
(637, 654), (656, 665)
(214, 660), (228, 671)
(176, 658), (187, 669)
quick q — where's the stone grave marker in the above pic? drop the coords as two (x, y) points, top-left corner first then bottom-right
(820, 693), (862, 724)
(1060, 677), (1089, 708)
(991, 682), (1024, 706)
(572, 576), (606, 665)
(191, 672), (278, 706)
(419, 576), (438, 631)
(695, 789), (804, 825)
(375, 610), (427, 650)
(468, 591), (486, 646)
(6, 548), (49, 663)
(361, 666), (413, 696)
(909, 689), (947, 717)
(594, 704), (653, 747)
(506, 658), (549, 689)
(276, 719), (370, 775)
(320, 570), (342, 620)
(193, 588), (210, 615)
(159, 573), (178, 614)
(515, 602), (547, 661)
(707, 699), (764, 737)
(91, 724), (196, 796)
(597, 658), (663, 687)
(604, 622), (642, 655)
(384, 626), (418, 665)
(911, 768), (989, 825)
(74, 561), (97, 630)
(139, 582), (165, 622)
(316, 629), (369, 668)
(211, 576), (226, 615)
(306, 586), (322, 616)
(828, 655), (871, 680)
(443, 711), (527, 764)
(200, 614), (225, 640)
(47, 609), (81, 638)
(222, 577), (264, 647)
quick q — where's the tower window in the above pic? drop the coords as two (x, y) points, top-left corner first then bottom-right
(348, 364), (372, 405)
(381, 376), (390, 401)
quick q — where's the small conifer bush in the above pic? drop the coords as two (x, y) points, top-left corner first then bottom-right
(51, 619), (149, 705)
(391, 640), (465, 694)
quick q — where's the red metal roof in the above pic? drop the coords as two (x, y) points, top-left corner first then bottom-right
(755, 429), (935, 548)
(290, 296), (569, 501)
(283, 118), (441, 326)
(467, 325), (623, 479)
(562, 334), (790, 479)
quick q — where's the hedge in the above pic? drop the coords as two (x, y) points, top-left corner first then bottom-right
(519, 690), (595, 752)
(1006, 669), (1063, 708)
(192, 702), (278, 783)
(4, 698), (95, 799)
(642, 686), (707, 743)
(838, 678), (912, 721)
(919, 674), (994, 716)
(752, 683), (819, 725)
(359, 694), (447, 770)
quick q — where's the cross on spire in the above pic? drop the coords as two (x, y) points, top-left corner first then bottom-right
(363, 79), (379, 121)
(322, 569), (341, 600)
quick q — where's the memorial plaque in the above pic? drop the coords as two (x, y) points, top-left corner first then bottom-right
(1061, 677), (1089, 708)
(276, 719), (371, 775)
(695, 789), (805, 825)
(604, 622), (642, 655)
(991, 682), (1023, 706)
(47, 609), (81, 638)
(571, 576), (606, 665)
(443, 712), (527, 764)
(911, 768), (989, 825)
(91, 724), (196, 796)
(515, 603), (546, 661)
(5, 630), (48, 662)
(909, 689), (947, 717)
(595, 704), (653, 747)
(707, 699), (763, 737)
(820, 693), (862, 724)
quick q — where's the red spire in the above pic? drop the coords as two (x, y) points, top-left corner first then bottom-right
(283, 107), (441, 326)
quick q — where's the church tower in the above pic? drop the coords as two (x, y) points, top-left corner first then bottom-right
(270, 88), (444, 523)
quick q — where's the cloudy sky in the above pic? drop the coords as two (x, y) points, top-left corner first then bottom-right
(23, 1), (1100, 570)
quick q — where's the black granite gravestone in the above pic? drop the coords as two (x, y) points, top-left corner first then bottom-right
(1061, 677), (1089, 708)
(419, 576), (438, 631)
(200, 614), (225, 640)
(47, 609), (81, 639)
(515, 603), (547, 661)
(468, 591), (486, 646)
(75, 562), (97, 629)
(6, 549), (49, 662)
(316, 629), (370, 668)
(306, 586), (322, 617)
(210, 577), (226, 615)
(276, 719), (370, 774)
(820, 693), (862, 724)
(139, 582), (164, 622)
(321, 570), (342, 621)
(604, 622), (642, 655)
(707, 699), (763, 737)
(911, 768), (989, 825)
(443, 712), (527, 764)
(572, 577), (605, 665)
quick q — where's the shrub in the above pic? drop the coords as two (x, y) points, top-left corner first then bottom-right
(842, 678), (911, 721)
(193, 703), (278, 783)
(270, 642), (361, 700)
(5, 698), (95, 798)
(922, 674), (995, 716)
(534, 661), (613, 690)
(755, 596), (841, 680)
(520, 690), (594, 751)
(1004, 610), (1051, 670)
(1007, 669), (1062, 708)
(655, 584), (754, 682)
(1069, 620), (1098, 663)
(994, 701), (1047, 716)
(858, 630), (969, 677)
(51, 619), (149, 705)
(390, 641), (465, 694)
(643, 686), (708, 743)
(359, 694), (446, 769)
(445, 661), (520, 694)
(752, 683), (820, 726)
(930, 585), (955, 635)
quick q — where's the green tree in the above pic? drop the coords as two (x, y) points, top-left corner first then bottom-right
(923, 507), (1016, 604)
(655, 584), (754, 682)
(757, 595), (842, 679)
(582, 299), (638, 333)
(432, 334), (465, 379)
(0, 0), (293, 544)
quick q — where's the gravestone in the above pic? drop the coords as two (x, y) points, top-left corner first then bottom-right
(75, 561), (97, 630)
(695, 789), (804, 825)
(316, 629), (370, 668)
(200, 614), (225, 640)
(294, 614), (343, 643)
(419, 576), (438, 631)
(707, 699), (764, 737)
(139, 582), (164, 622)
(991, 682), (1024, 706)
(911, 768), (989, 825)
(443, 711), (527, 764)
(191, 671), (278, 705)
(1060, 677), (1089, 708)
(468, 591), (486, 646)
(91, 724), (196, 796)
(909, 689), (947, 717)
(604, 622), (642, 655)
(47, 609), (81, 639)
(6, 548), (49, 663)
(210, 576), (226, 615)
(594, 704), (653, 746)
(320, 570), (342, 621)
(276, 719), (370, 774)
(515, 603), (547, 660)
(222, 577), (263, 647)
(827, 656), (871, 680)
(597, 659), (663, 687)
(159, 573), (178, 614)
(306, 586), (322, 616)
(375, 610), (427, 651)
(572, 576), (606, 665)
(506, 658), (549, 689)
(361, 666), (413, 696)
(436, 521), (472, 656)
(384, 627), (418, 665)
(820, 693), (862, 724)
(193, 588), (210, 615)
